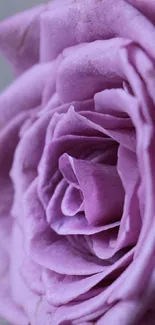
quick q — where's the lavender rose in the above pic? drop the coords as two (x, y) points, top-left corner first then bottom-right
(0, 1), (155, 324)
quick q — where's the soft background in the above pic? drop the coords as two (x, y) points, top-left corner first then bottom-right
(0, 1), (48, 325)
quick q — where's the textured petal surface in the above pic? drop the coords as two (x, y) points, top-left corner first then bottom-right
(1, 1), (155, 324)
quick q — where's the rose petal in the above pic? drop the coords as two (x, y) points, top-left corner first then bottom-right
(11, 223), (41, 325)
(39, 138), (113, 208)
(63, 156), (124, 225)
(96, 300), (145, 325)
(0, 216), (27, 325)
(91, 227), (119, 260)
(42, 270), (106, 306)
(127, 0), (155, 23)
(57, 38), (129, 103)
(41, 0), (155, 61)
(11, 110), (52, 219)
(107, 220), (155, 304)
(0, 62), (53, 128)
(0, 4), (48, 74)
(116, 146), (141, 250)
(43, 250), (133, 325)
(24, 180), (104, 276)
(39, 107), (117, 206)
(20, 257), (44, 296)
(94, 89), (136, 151)
(41, 243), (134, 306)
(61, 185), (84, 216)
(120, 45), (155, 255)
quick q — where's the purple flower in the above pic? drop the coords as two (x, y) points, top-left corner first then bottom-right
(0, 1), (155, 324)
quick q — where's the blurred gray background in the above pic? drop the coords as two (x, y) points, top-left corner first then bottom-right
(0, 2), (48, 325)
(0, 0), (48, 92)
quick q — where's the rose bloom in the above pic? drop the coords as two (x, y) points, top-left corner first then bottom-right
(0, 0), (155, 324)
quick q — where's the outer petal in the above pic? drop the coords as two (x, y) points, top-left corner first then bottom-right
(126, 0), (155, 23)
(0, 4), (48, 74)
(41, 0), (155, 61)
(0, 114), (30, 323)
(33, 250), (133, 325)
(56, 38), (129, 103)
(96, 300), (146, 325)
(0, 62), (53, 128)
(11, 223), (41, 325)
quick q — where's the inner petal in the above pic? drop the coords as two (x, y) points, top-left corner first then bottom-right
(61, 185), (84, 216)
(92, 227), (119, 260)
(59, 153), (79, 189)
(60, 154), (125, 226)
